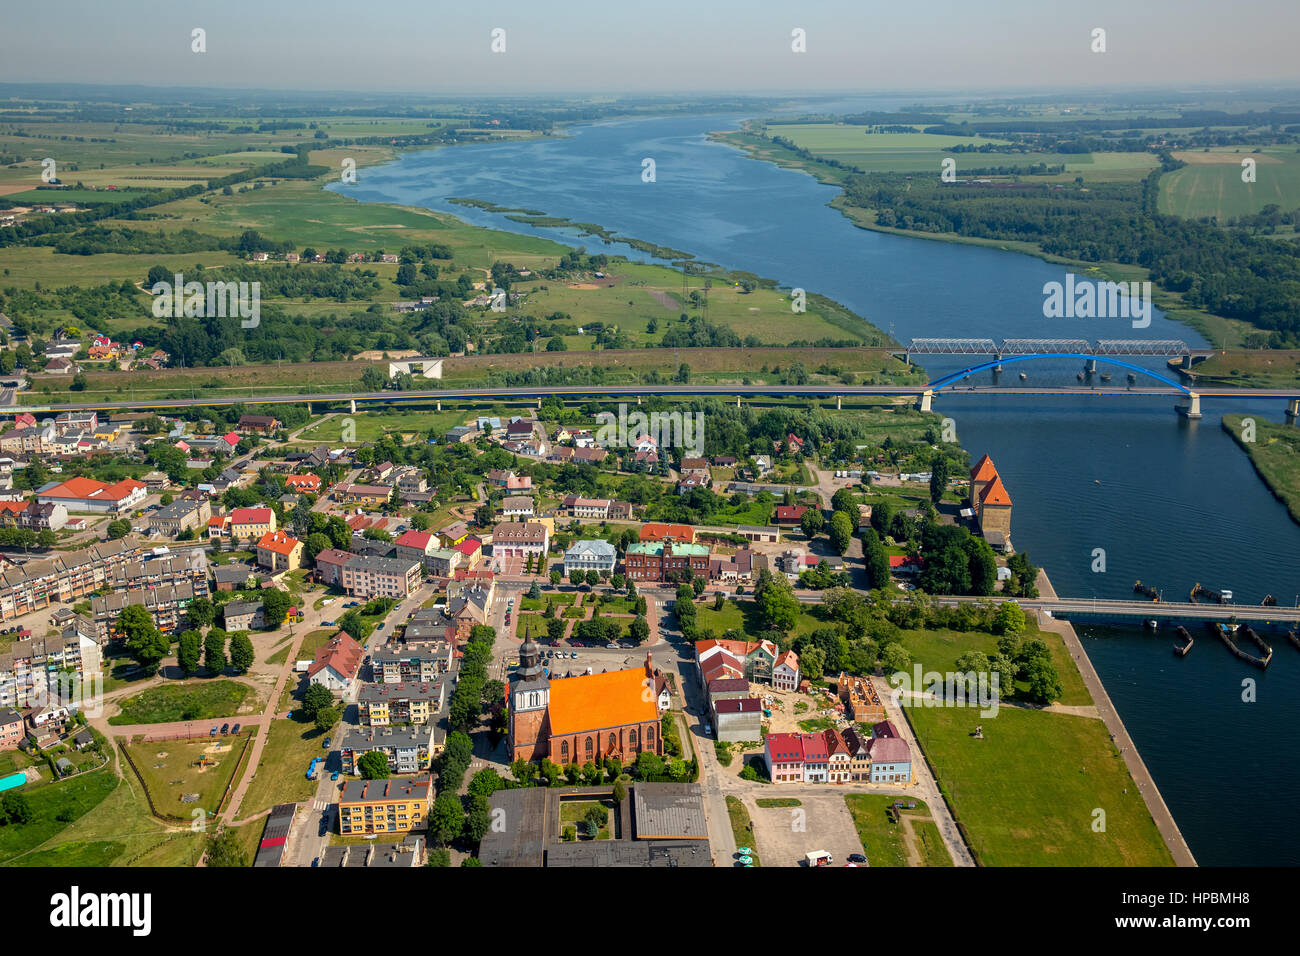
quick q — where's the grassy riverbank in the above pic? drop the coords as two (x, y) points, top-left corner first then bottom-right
(1223, 413), (1300, 524)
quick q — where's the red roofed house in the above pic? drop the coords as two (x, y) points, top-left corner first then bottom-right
(395, 529), (438, 568)
(452, 536), (483, 569)
(221, 431), (241, 450)
(774, 504), (808, 526)
(230, 507), (275, 540)
(256, 530), (304, 572)
(284, 474), (322, 493)
(307, 632), (364, 693)
(977, 475), (1012, 550)
(765, 733), (806, 783)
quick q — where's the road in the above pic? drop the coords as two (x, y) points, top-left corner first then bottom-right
(8, 381), (1300, 414)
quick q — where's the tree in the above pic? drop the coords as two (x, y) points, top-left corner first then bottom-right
(800, 645), (826, 682)
(203, 629), (227, 673)
(612, 778), (627, 805)
(106, 519), (131, 540)
(314, 705), (339, 733)
(549, 569), (561, 586)
(186, 597), (215, 629)
(929, 454), (951, 505)
(993, 601), (1027, 636)
(691, 576), (706, 597)
(431, 792), (465, 846)
(464, 794), (493, 843)
(800, 507), (824, 538)
(1023, 658), (1063, 705)
(261, 589), (291, 629)
(177, 629), (202, 676)
(361, 365), (386, 392)
(37, 528), (56, 549)
(204, 828), (248, 867)
(880, 643), (911, 676)
(634, 751), (665, 779)
(0, 791), (32, 826)
(228, 632), (255, 673)
(358, 750), (391, 779)
(628, 616), (650, 645)
(118, 605), (167, 676)
(301, 683), (334, 720)
(828, 511), (853, 555)
(757, 572), (799, 631)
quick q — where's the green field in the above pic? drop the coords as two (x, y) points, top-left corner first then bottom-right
(121, 735), (249, 820)
(844, 794), (951, 866)
(237, 716), (325, 819)
(1160, 148), (1300, 219)
(109, 680), (256, 726)
(297, 409), (466, 443)
(908, 705), (1172, 866)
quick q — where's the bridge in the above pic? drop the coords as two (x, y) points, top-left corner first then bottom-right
(903, 337), (1214, 366)
(931, 595), (1300, 627)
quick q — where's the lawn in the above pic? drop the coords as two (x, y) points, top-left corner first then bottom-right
(558, 798), (614, 841)
(725, 795), (761, 867)
(109, 680), (256, 725)
(844, 794), (952, 866)
(907, 705), (1173, 866)
(121, 735), (249, 822)
(0, 765), (119, 864)
(900, 621), (1092, 707)
(237, 717), (325, 819)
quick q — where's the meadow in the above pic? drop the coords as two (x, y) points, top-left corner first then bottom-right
(1159, 147), (1300, 219)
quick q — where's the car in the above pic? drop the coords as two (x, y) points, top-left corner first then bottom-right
(377, 622), (385, 630)
(605, 642), (619, 649)
(737, 846), (753, 855)
(323, 738), (331, 749)
(323, 620), (335, 627)
(569, 651), (578, 659)
(619, 642), (634, 649)
(231, 723), (241, 734)
(220, 723), (230, 735)
(847, 853), (867, 864)
(331, 771), (340, 781)
(209, 726), (218, 736)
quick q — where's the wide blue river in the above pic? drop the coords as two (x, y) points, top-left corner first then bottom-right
(331, 111), (1300, 865)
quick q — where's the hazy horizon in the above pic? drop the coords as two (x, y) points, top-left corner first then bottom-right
(2, 0), (1297, 95)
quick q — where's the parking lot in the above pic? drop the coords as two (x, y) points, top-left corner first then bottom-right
(745, 791), (868, 868)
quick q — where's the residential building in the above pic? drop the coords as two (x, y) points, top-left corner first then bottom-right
(0, 707), (24, 750)
(501, 495), (534, 518)
(340, 554), (422, 600)
(339, 725), (438, 775)
(229, 507), (275, 541)
(639, 522), (695, 544)
(773, 650), (801, 692)
(358, 681), (445, 727)
(313, 548), (352, 588)
(486, 469), (532, 491)
(256, 530), (304, 572)
(334, 483), (392, 507)
(372, 640), (453, 683)
(696, 638), (777, 686)
(91, 582), (195, 641)
(338, 776), (431, 836)
(236, 414), (281, 434)
(307, 632), (364, 693)
(393, 530), (439, 569)
(0, 617), (102, 711)
(712, 697), (762, 742)
(838, 672), (886, 722)
(148, 497), (211, 536)
(222, 601), (265, 631)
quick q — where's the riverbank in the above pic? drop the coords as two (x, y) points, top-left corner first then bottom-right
(710, 125), (1250, 350)
(1222, 413), (1300, 525)
(1032, 568), (1197, 866)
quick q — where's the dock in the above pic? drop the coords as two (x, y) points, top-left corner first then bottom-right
(1207, 621), (1272, 669)
(1173, 626), (1194, 657)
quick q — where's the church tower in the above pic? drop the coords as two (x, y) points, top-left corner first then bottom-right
(508, 625), (550, 762)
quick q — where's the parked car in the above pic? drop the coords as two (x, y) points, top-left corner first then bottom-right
(323, 738), (331, 749)
(231, 723), (241, 734)
(377, 622), (385, 630)
(331, 772), (340, 781)
(209, 726), (218, 736)
(605, 642), (619, 649)
(847, 853), (867, 864)
(569, 651), (578, 659)
(220, 723), (229, 735)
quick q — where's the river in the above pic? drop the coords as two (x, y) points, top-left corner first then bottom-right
(330, 111), (1300, 865)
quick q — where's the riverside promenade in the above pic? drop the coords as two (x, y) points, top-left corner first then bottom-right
(1034, 569), (1197, 867)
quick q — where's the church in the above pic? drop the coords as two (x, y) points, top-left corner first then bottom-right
(508, 627), (664, 766)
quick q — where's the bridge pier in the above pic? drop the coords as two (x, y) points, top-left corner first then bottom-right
(736, 396), (741, 409)
(1176, 391), (1202, 419)
(537, 398), (542, 410)
(1182, 353), (1194, 370)
(993, 352), (1003, 373)
(836, 395), (842, 410)
(349, 399), (356, 415)
(436, 400), (441, 412)
(1084, 357), (1097, 374)
(637, 395), (641, 406)
(1287, 398), (1300, 423)
(918, 390), (933, 413)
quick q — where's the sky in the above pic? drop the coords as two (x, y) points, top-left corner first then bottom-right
(1, 0), (1297, 95)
